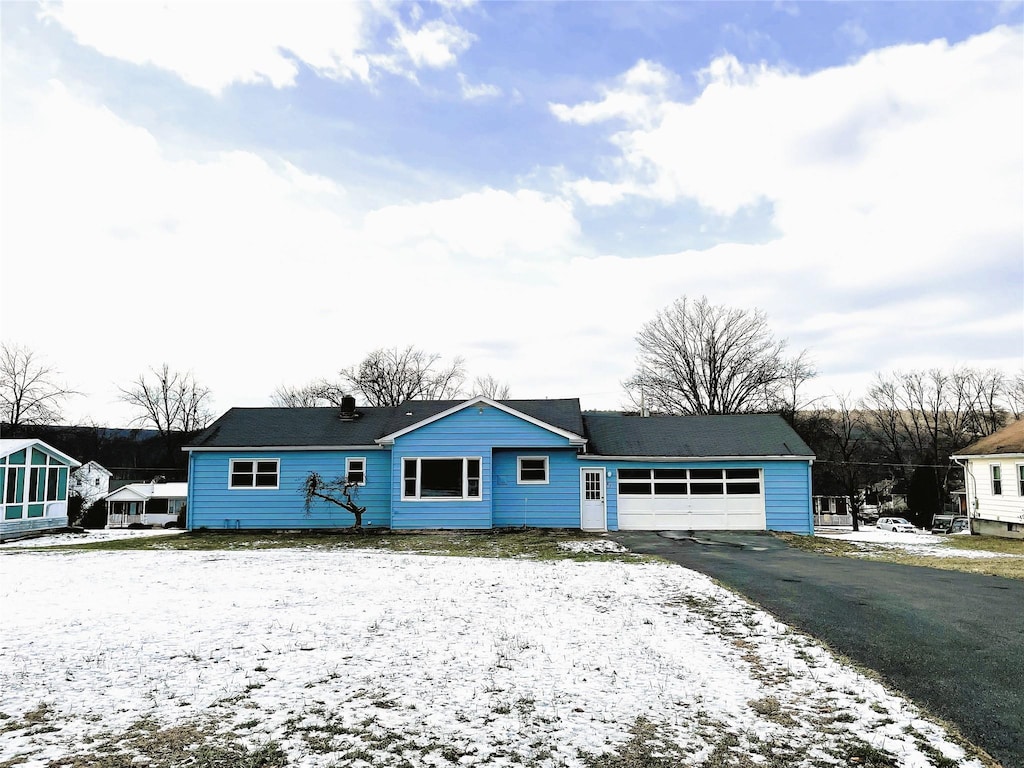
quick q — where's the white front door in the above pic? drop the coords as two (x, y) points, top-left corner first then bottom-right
(580, 468), (606, 531)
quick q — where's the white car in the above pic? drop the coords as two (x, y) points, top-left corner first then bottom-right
(876, 517), (917, 533)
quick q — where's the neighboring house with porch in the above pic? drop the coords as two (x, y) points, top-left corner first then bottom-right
(104, 480), (187, 528)
(184, 396), (815, 534)
(0, 438), (80, 542)
(69, 460), (113, 510)
(953, 419), (1024, 539)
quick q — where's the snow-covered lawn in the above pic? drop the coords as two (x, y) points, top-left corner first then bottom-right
(816, 526), (1023, 560)
(0, 527), (186, 549)
(0, 548), (984, 767)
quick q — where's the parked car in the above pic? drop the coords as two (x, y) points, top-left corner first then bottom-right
(858, 505), (880, 523)
(876, 517), (917, 533)
(931, 515), (970, 534)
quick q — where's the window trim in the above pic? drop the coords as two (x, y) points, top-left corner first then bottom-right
(517, 456), (549, 485)
(991, 464), (1002, 496)
(346, 457), (366, 486)
(1016, 464), (1024, 497)
(228, 458), (280, 490)
(401, 456), (482, 501)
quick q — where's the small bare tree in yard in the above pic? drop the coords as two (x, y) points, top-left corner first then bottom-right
(625, 296), (812, 415)
(118, 364), (213, 460)
(302, 472), (367, 528)
(1, 343), (77, 428)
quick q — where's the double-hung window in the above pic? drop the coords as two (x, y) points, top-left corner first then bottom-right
(1017, 465), (1024, 496)
(402, 458), (481, 500)
(517, 456), (549, 484)
(346, 457), (366, 485)
(230, 459), (279, 489)
(991, 465), (1002, 496)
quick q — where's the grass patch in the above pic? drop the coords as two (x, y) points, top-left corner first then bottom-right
(26, 528), (654, 562)
(42, 718), (287, 768)
(944, 535), (1024, 555)
(580, 717), (691, 767)
(775, 532), (1024, 580)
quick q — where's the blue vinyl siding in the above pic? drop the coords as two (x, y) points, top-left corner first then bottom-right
(390, 404), (579, 530)
(189, 450), (391, 530)
(599, 459), (813, 534)
(763, 461), (814, 534)
(492, 449), (582, 528)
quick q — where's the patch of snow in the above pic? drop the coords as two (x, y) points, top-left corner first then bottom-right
(0, 549), (984, 767)
(557, 539), (628, 554)
(0, 527), (186, 549)
(815, 526), (1022, 559)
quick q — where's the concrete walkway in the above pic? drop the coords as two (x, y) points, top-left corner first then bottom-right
(610, 531), (1024, 768)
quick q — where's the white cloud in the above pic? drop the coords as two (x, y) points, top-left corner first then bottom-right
(550, 60), (676, 128)
(394, 19), (474, 69)
(553, 28), (1023, 288)
(42, 1), (478, 94)
(459, 73), (501, 100)
(363, 188), (580, 261)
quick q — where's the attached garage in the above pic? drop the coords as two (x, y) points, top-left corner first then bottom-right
(581, 412), (815, 534)
(616, 466), (765, 530)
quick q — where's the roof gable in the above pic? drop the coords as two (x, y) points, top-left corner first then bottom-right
(376, 396), (586, 445)
(0, 438), (81, 467)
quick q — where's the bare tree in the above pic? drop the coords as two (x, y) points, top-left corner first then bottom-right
(271, 382), (334, 408)
(1008, 371), (1024, 421)
(118, 364), (213, 441)
(813, 394), (870, 531)
(624, 296), (810, 415)
(0, 343), (77, 428)
(302, 472), (367, 528)
(471, 374), (511, 400)
(340, 346), (466, 406)
(777, 350), (819, 420)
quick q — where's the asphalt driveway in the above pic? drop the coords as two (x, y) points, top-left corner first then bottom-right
(610, 531), (1024, 768)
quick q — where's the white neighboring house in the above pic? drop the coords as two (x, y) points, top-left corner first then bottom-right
(1, 438), (81, 542)
(104, 481), (187, 528)
(953, 419), (1024, 539)
(69, 460), (113, 510)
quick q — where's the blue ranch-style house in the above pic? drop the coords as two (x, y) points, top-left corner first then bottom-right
(184, 396), (815, 534)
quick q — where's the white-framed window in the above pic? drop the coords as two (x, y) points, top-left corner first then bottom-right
(990, 464), (1002, 496)
(229, 459), (279, 489)
(1017, 465), (1024, 496)
(402, 457), (481, 500)
(617, 467), (761, 496)
(346, 457), (366, 485)
(517, 456), (549, 484)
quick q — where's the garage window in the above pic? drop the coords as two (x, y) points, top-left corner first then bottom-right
(617, 467), (761, 496)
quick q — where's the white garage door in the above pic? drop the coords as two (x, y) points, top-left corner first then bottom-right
(616, 467), (766, 531)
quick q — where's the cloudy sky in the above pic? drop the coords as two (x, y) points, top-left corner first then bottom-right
(2, 1), (1022, 427)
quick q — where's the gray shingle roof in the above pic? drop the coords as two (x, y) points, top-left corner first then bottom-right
(581, 412), (814, 458)
(186, 398), (585, 448)
(186, 398), (813, 458)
